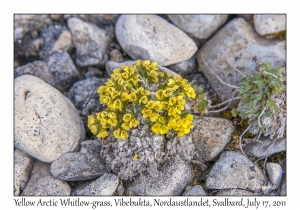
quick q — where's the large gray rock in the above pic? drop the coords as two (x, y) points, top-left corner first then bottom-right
(14, 149), (35, 195)
(39, 23), (72, 59)
(182, 185), (206, 196)
(74, 173), (119, 196)
(67, 17), (113, 67)
(168, 15), (228, 39)
(126, 155), (191, 195)
(14, 15), (52, 41)
(197, 18), (286, 102)
(14, 75), (85, 163)
(67, 77), (107, 133)
(216, 189), (256, 196)
(116, 15), (197, 66)
(243, 137), (286, 159)
(254, 15), (286, 36)
(15, 51), (79, 92)
(21, 161), (71, 196)
(51, 140), (107, 181)
(266, 163), (283, 188)
(191, 116), (235, 162)
(206, 151), (268, 192)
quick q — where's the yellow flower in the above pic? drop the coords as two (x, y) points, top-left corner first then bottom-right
(113, 128), (121, 138)
(139, 96), (148, 104)
(159, 126), (169, 134)
(128, 66), (135, 75)
(154, 101), (163, 111)
(100, 111), (108, 118)
(120, 129), (129, 139)
(121, 72), (129, 79)
(168, 107), (178, 116)
(98, 86), (106, 94)
(158, 116), (166, 124)
(142, 60), (150, 65)
(111, 91), (120, 99)
(103, 96), (111, 105)
(123, 113), (132, 122)
(168, 118), (177, 128)
(146, 100), (155, 109)
(151, 76), (159, 83)
(121, 122), (131, 130)
(121, 92), (130, 101)
(176, 104), (185, 111)
(130, 119), (139, 128)
(97, 129), (108, 138)
(163, 89), (172, 97)
(100, 118), (107, 126)
(186, 114), (194, 122)
(150, 113), (159, 122)
(129, 92), (137, 101)
(167, 79), (175, 86)
(105, 79), (115, 87)
(148, 70), (159, 77)
(177, 95), (186, 105)
(162, 101), (169, 110)
(142, 108), (152, 118)
(113, 99), (122, 110)
(150, 61), (158, 70)
(90, 124), (98, 135)
(88, 115), (96, 128)
(169, 97), (177, 106)
(107, 118), (118, 126)
(106, 87), (115, 94)
(118, 78), (124, 85)
(108, 112), (116, 118)
(133, 154), (139, 161)
(186, 87), (196, 98)
(155, 90), (164, 100)
(151, 123), (160, 134)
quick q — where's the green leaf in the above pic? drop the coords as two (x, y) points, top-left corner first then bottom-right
(231, 108), (239, 117)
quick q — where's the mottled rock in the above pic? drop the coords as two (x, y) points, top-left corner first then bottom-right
(15, 51), (79, 92)
(167, 55), (197, 74)
(14, 149), (35, 195)
(191, 116), (235, 162)
(70, 180), (94, 196)
(14, 75), (85, 163)
(254, 15), (286, 36)
(67, 77), (107, 132)
(182, 185), (206, 196)
(126, 155), (191, 195)
(117, 185), (124, 196)
(21, 161), (71, 196)
(243, 137), (286, 159)
(39, 23), (72, 59)
(116, 15), (197, 66)
(14, 15), (52, 41)
(51, 140), (107, 181)
(197, 18), (286, 102)
(76, 173), (119, 196)
(206, 151), (268, 192)
(266, 163), (283, 188)
(105, 60), (177, 78)
(84, 67), (104, 78)
(185, 72), (219, 104)
(109, 49), (124, 63)
(216, 189), (256, 196)
(67, 17), (113, 67)
(280, 174), (286, 196)
(168, 15), (228, 39)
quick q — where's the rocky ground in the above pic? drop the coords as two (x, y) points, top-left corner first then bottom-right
(14, 14), (286, 196)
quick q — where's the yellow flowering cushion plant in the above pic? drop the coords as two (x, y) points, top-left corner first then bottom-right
(87, 60), (208, 139)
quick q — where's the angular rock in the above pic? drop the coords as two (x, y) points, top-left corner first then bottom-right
(14, 75), (85, 163)
(15, 51), (79, 92)
(191, 116), (235, 162)
(182, 185), (206, 196)
(185, 72), (219, 104)
(243, 137), (286, 159)
(254, 15), (286, 36)
(266, 163), (283, 188)
(105, 60), (177, 78)
(116, 15), (197, 66)
(14, 149), (35, 195)
(168, 15), (228, 39)
(67, 77), (107, 133)
(197, 18), (286, 102)
(206, 151), (268, 192)
(167, 55), (197, 74)
(14, 15), (52, 41)
(75, 173), (119, 196)
(126, 155), (191, 196)
(216, 189), (255, 196)
(39, 23), (72, 59)
(67, 17), (113, 67)
(21, 161), (71, 196)
(51, 140), (107, 181)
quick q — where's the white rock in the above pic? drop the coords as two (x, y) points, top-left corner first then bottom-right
(197, 17), (285, 102)
(14, 75), (85, 163)
(266, 163), (283, 188)
(168, 15), (228, 39)
(116, 15), (197, 66)
(14, 149), (34, 195)
(254, 15), (286, 36)
(182, 185), (206, 196)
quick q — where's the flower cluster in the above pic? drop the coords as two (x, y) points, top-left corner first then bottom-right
(88, 60), (197, 139)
